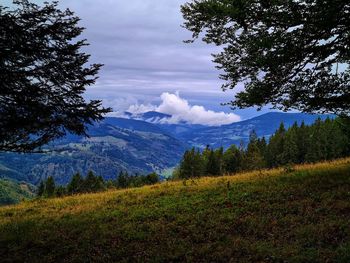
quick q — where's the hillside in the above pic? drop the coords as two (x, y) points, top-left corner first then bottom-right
(0, 179), (35, 205)
(0, 118), (187, 185)
(1, 159), (349, 262)
(0, 113), (332, 185)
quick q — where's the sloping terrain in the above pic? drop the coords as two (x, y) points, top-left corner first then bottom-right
(0, 119), (187, 185)
(1, 159), (349, 262)
(0, 113), (332, 185)
(0, 179), (35, 205)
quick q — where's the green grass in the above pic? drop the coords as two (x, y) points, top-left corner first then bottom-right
(1, 159), (350, 262)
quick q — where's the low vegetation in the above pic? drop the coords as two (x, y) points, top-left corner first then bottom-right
(1, 158), (349, 262)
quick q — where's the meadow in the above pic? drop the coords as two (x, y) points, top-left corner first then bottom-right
(1, 159), (350, 262)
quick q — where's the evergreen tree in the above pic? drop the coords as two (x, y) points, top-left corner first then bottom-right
(83, 171), (104, 192)
(244, 138), (265, 171)
(296, 122), (309, 163)
(45, 176), (56, 197)
(37, 181), (45, 197)
(0, 1), (110, 152)
(67, 173), (84, 194)
(179, 148), (204, 179)
(267, 123), (286, 167)
(222, 145), (242, 174)
(116, 171), (129, 188)
(206, 149), (221, 176)
(283, 123), (299, 164)
(146, 172), (160, 185)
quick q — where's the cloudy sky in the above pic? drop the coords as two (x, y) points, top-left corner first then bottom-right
(5, 0), (275, 124)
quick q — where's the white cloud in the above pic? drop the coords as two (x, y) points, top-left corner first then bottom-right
(126, 92), (241, 126)
(127, 103), (157, 115)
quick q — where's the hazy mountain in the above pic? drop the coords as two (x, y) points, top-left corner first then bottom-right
(0, 118), (187, 185)
(179, 112), (333, 149)
(0, 112), (332, 186)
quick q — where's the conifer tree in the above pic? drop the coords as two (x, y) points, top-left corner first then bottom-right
(67, 173), (84, 194)
(37, 180), (45, 197)
(116, 171), (129, 188)
(206, 149), (221, 176)
(244, 138), (265, 171)
(179, 148), (204, 178)
(222, 145), (242, 174)
(283, 123), (299, 164)
(45, 176), (55, 197)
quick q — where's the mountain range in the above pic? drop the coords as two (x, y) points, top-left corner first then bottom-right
(0, 112), (332, 185)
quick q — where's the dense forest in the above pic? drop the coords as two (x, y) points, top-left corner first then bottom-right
(174, 118), (350, 179)
(37, 171), (160, 198)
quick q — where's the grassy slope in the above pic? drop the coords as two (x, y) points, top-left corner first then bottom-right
(0, 179), (34, 206)
(1, 159), (350, 262)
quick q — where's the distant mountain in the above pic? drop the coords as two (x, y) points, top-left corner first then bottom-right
(0, 112), (333, 186)
(125, 111), (172, 123)
(180, 112), (333, 149)
(0, 118), (187, 185)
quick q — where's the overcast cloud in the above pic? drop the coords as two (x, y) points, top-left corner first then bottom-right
(3, 0), (274, 122)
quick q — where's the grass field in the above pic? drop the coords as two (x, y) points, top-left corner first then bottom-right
(1, 159), (350, 262)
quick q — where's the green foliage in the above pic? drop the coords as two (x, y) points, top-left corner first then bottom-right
(0, 179), (34, 205)
(174, 118), (350, 178)
(267, 117), (349, 167)
(115, 171), (160, 189)
(181, 0), (350, 115)
(67, 173), (84, 195)
(178, 148), (204, 179)
(83, 171), (105, 193)
(222, 145), (242, 174)
(0, 1), (110, 152)
(37, 181), (45, 197)
(37, 170), (160, 199)
(45, 176), (55, 198)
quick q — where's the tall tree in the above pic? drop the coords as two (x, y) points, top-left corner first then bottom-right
(179, 148), (204, 179)
(182, 0), (350, 115)
(37, 180), (45, 197)
(222, 145), (242, 174)
(45, 176), (55, 197)
(67, 172), (84, 194)
(0, 1), (110, 152)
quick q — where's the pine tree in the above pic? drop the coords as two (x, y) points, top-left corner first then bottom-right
(116, 171), (129, 188)
(67, 173), (84, 194)
(296, 121), (309, 163)
(283, 123), (299, 164)
(206, 149), (221, 176)
(45, 176), (56, 198)
(223, 145), (242, 174)
(267, 123), (286, 167)
(179, 148), (204, 178)
(37, 181), (45, 197)
(83, 171), (103, 192)
(244, 139), (265, 171)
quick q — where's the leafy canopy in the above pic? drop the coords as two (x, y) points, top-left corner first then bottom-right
(0, 0), (110, 152)
(181, 0), (350, 115)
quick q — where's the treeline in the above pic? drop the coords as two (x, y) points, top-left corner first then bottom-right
(174, 118), (350, 179)
(37, 171), (160, 198)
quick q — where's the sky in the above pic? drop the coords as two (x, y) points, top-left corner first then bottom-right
(4, 0), (275, 125)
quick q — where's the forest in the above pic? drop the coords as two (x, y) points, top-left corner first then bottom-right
(174, 117), (350, 179)
(37, 171), (160, 198)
